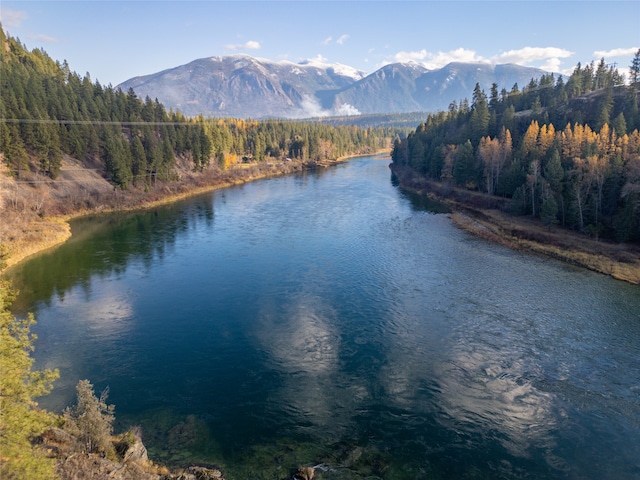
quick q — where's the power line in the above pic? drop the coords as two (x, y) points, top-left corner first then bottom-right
(0, 118), (202, 126)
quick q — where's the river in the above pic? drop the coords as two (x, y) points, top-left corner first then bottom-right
(8, 155), (640, 479)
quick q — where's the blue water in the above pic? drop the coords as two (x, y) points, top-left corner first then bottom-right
(9, 156), (640, 479)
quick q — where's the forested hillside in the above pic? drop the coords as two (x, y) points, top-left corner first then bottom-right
(392, 53), (640, 242)
(0, 28), (393, 191)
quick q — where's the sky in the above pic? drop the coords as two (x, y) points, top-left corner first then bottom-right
(1, 1), (639, 87)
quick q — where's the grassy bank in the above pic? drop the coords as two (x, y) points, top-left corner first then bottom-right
(391, 164), (640, 285)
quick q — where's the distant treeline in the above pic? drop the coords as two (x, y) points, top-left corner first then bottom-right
(312, 111), (429, 129)
(0, 28), (395, 189)
(392, 52), (640, 242)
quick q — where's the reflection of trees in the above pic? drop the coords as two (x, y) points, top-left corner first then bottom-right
(7, 199), (215, 313)
(398, 187), (450, 214)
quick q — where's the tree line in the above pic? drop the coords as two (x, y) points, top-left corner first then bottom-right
(0, 27), (394, 189)
(392, 51), (640, 242)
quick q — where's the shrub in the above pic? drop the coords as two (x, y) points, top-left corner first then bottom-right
(63, 380), (116, 459)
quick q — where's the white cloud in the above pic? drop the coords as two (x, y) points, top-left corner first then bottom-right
(28, 33), (59, 43)
(224, 40), (261, 51)
(336, 34), (349, 45)
(322, 34), (349, 46)
(430, 48), (483, 66)
(540, 57), (562, 73)
(492, 47), (574, 73)
(385, 46), (574, 73)
(293, 95), (360, 119)
(303, 53), (329, 65)
(0, 8), (27, 28)
(390, 47), (484, 69)
(495, 46), (573, 65)
(392, 48), (429, 63)
(334, 103), (360, 116)
(593, 47), (639, 58)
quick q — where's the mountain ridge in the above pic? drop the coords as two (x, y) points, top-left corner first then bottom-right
(118, 55), (551, 119)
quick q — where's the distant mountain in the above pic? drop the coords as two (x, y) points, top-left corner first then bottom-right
(118, 55), (550, 119)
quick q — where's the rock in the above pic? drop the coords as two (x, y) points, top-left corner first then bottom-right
(177, 466), (224, 480)
(115, 428), (149, 464)
(343, 446), (363, 467)
(35, 427), (75, 457)
(292, 466), (315, 480)
(122, 436), (148, 464)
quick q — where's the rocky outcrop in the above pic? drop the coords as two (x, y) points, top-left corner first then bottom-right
(115, 428), (149, 464)
(35, 427), (226, 480)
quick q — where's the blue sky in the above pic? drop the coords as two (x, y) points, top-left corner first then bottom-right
(1, 1), (639, 86)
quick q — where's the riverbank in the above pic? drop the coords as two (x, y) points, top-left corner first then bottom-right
(390, 163), (640, 285)
(0, 152), (386, 273)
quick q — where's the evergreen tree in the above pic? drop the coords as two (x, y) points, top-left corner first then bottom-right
(470, 83), (490, 141)
(63, 380), (115, 458)
(612, 112), (627, 137)
(540, 195), (559, 228)
(595, 87), (613, 131)
(453, 140), (477, 188)
(130, 135), (147, 182)
(630, 48), (640, 86)
(544, 149), (564, 196)
(0, 274), (59, 480)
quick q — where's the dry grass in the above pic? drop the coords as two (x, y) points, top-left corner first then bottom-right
(36, 427), (211, 480)
(450, 202), (640, 284)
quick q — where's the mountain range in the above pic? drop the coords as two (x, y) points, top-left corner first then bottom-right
(117, 55), (550, 119)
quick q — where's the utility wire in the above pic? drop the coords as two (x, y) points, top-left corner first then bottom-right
(0, 118), (200, 126)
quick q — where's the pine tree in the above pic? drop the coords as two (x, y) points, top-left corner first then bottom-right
(470, 83), (490, 141)
(540, 195), (559, 228)
(630, 48), (640, 85)
(63, 380), (115, 458)
(612, 112), (627, 136)
(130, 135), (147, 182)
(0, 271), (59, 480)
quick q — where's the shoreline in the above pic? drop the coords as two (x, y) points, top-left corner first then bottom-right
(390, 163), (640, 285)
(4, 152), (639, 286)
(1, 152), (389, 274)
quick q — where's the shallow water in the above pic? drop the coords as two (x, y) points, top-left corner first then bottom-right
(9, 156), (640, 479)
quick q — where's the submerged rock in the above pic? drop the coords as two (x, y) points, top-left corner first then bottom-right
(292, 466), (315, 480)
(171, 466), (225, 480)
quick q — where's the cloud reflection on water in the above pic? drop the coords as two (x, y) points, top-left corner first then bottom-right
(253, 292), (355, 434)
(375, 295), (560, 466)
(35, 281), (135, 410)
(436, 345), (557, 458)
